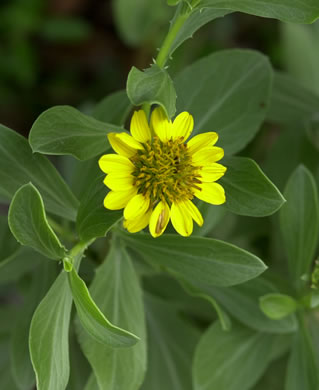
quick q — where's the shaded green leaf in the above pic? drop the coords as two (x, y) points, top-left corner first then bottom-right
(267, 72), (319, 124)
(285, 317), (319, 390)
(76, 174), (122, 241)
(41, 17), (92, 43)
(260, 293), (297, 320)
(280, 165), (319, 290)
(200, 0), (319, 23)
(193, 202), (226, 236)
(121, 233), (266, 287)
(0, 123), (78, 220)
(221, 157), (285, 217)
(29, 106), (123, 160)
(175, 49), (272, 154)
(92, 90), (132, 126)
(208, 277), (298, 333)
(193, 321), (282, 390)
(69, 266), (139, 348)
(127, 64), (176, 118)
(77, 239), (146, 390)
(8, 183), (66, 260)
(141, 294), (200, 390)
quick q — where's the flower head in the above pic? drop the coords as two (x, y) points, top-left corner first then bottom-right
(99, 107), (226, 237)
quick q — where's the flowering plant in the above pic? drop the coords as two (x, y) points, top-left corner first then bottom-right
(1, 0), (319, 389)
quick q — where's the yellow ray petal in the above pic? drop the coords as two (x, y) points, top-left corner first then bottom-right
(187, 132), (219, 154)
(130, 110), (152, 143)
(150, 107), (172, 142)
(149, 201), (170, 238)
(194, 182), (226, 205)
(171, 112), (194, 142)
(104, 174), (133, 191)
(199, 163), (227, 182)
(192, 146), (224, 166)
(124, 210), (152, 233)
(98, 154), (134, 174)
(184, 200), (203, 227)
(124, 194), (150, 220)
(108, 133), (143, 157)
(103, 189), (137, 210)
(171, 201), (193, 237)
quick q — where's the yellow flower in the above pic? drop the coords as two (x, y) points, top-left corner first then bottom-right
(99, 107), (226, 238)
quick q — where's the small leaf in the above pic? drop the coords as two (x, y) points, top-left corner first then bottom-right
(69, 266), (139, 348)
(8, 183), (67, 260)
(29, 106), (124, 161)
(193, 321), (283, 390)
(0, 123), (78, 220)
(200, 0), (319, 23)
(92, 90), (132, 126)
(167, 0), (180, 5)
(280, 165), (319, 291)
(121, 233), (267, 287)
(77, 239), (146, 389)
(127, 64), (176, 118)
(175, 49), (272, 154)
(29, 270), (74, 390)
(259, 293), (297, 320)
(220, 157), (286, 217)
(76, 174), (122, 241)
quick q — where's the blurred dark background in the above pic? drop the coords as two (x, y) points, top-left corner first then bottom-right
(0, 0), (282, 136)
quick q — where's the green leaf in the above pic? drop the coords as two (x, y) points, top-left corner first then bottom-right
(77, 239), (146, 390)
(193, 321), (282, 390)
(121, 233), (267, 287)
(76, 174), (122, 241)
(193, 202), (226, 236)
(200, 0), (319, 23)
(220, 157), (285, 217)
(141, 294), (200, 390)
(8, 183), (67, 260)
(281, 23), (319, 95)
(259, 293), (297, 320)
(267, 72), (319, 124)
(170, 7), (231, 55)
(174, 49), (272, 155)
(29, 106), (124, 161)
(112, 0), (171, 46)
(92, 90), (132, 126)
(285, 317), (319, 390)
(127, 64), (176, 118)
(167, 0), (180, 5)
(69, 266), (139, 348)
(0, 123), (78, 220)
(208, 278), (298, 333)
(0, 339), (19, 390)
(11, 262), (56, 390)
(280, 165), (319, 290)
(29, 271), (74, 390)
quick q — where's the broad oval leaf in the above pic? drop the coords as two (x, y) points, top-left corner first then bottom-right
(8, 183), (67, 260)
(29, 270), (73, 390)
(127, 64), (176, 118)
(200, 0), (319, 23)
(69, 266), (139, 348)
(220, 156), (285, 217)
(92, 90), (132, 126)
(121, 233), (266, 287)
(77, 240), (146, 390)
(0, 123), (78, 220)
(29, 106), (123, 161)
(259, 293), (297, 320)
(193, 321), (282, 390)
(175, 49), (272, 155)
(76, 174), (122, 241)
(280, 165), (319, 290)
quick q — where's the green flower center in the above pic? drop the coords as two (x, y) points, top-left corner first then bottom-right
(130, 136), (201, 204)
